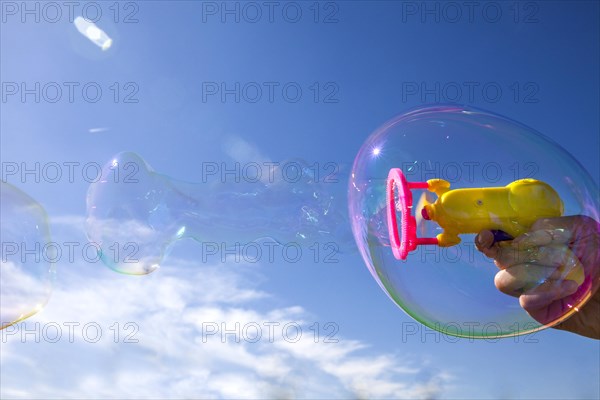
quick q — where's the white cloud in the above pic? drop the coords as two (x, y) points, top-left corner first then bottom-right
(1, 216), (452, 399)
(222, 135), (271, 167)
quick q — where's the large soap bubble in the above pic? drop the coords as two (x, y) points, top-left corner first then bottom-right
(1, 181), (54, 329)
(86, 152), (350, 275)
(349, 105), (599, 338)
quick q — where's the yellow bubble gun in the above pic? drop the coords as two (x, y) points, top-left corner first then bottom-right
(387, 168), (566, 259)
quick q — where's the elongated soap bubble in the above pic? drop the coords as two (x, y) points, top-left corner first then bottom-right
(86, 152), (350, 274)
(349, 105), (599, 338)
(1, 182), (54, 329)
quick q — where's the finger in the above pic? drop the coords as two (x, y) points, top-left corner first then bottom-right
(491, 243), (574, 269)
(519, 279), (580, 311)
(494, 264), (558, 297)
(509, 244), (581, 269)
(531, 215), (598, 233)
(518, 215), (600, 246)
(492, 245), (585, 300)
(475, 230), (501, 259)
(501, 245), (586, 285)
(511, 228), (571, 248)
(491, 246), (537, 268)
(544, 247), (586, 285)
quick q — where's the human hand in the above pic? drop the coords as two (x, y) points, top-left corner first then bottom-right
(476, 216), (600, 339)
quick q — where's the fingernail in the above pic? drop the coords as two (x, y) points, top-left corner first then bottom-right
(476, 231), (493, 249)
(562, 280), (579, 294)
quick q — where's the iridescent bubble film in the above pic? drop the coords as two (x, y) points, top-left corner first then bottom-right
(349, 105), (599, 338)
(1, 181), (54, 329)
(86, 152), (351, 275)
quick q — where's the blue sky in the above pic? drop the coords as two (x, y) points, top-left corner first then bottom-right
(1, 1), (599, 399)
